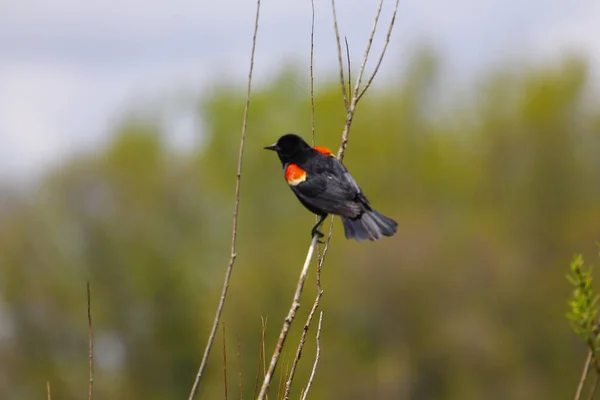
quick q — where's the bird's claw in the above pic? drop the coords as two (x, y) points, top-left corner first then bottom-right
(311, 228), (325, 241)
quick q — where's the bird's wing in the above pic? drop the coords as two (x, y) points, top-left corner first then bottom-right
(287, 158), (366, 217)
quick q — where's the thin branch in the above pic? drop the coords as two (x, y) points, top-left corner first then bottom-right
(256, 233), (321, 400)
(253, 321), (266, 399)
(576, 350), (592, 400)
(261, 1), (400, 397)
(188, 1), (261, 398)
(309, 0), (316, 146)
(311, 0), (323, 269)
(282, 351), (292, 400)
(587, 372), (599, 400)
(330, 0), (349, 111)
(47, 381), (51, 400)
(261, 316), (268, 378)
(277, 350), (287, 400)
(576, 351), (593, 400)
(237, 335), (243, 400)
(223, 323), (228, 400)
(283, 221), (332, 399)
(300, 311), (323, 400)
(344, 37), (351, 101)
(87, 281), (93, 400)
(352, 0), (384, 98)
(282, 284), (323, 399)
(336, 0), (400, 161)
(357, 0), (400, 102)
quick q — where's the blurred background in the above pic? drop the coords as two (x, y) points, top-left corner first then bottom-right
(1, 1), (600, 399)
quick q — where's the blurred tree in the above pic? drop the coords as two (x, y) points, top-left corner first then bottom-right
(0, 50), (599, 399)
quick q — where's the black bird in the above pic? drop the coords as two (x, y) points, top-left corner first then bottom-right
(264, 133), (397, 241)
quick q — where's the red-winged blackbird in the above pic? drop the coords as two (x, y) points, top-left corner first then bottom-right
(265, 133), (397, 241)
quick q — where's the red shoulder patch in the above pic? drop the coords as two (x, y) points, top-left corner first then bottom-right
(313, 146), (334, 157)
(285, 164), (307, 186)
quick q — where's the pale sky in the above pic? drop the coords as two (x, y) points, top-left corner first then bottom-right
(0, 0), (598, 179)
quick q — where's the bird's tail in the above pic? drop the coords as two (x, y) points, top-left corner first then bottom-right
(341, 209), (397, 241)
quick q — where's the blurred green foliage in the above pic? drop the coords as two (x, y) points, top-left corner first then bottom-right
(566, 254), (599, 350)
(1, 50), (600, 399)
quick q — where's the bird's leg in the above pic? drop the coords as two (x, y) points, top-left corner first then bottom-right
(311, 214), (327, 242)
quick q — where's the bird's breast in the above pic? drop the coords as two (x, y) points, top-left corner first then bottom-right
(284, 163), (307, 186)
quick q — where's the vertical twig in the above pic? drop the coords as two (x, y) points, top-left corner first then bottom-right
(587, 372), (599, 400)
(282, 351), (292, 399)
(283, 227), (331, 399)
(277, 350), (288, 400)
(575, 350), (593, 400)
(261, 316), (268, 379)
(357, 0), (400, 102)
(46, 381), (51, 400)
(188, 1), (261, 398)
(300, 312), (324, 400)
(261, 1), (401, 398)
(253, 323), (265, 399)
(352, 0), (384, 97)
(334, 0), (400, 161)
(330, 0), (349, 111)
(87, 281), (93, 400)
(223, 323), (228, 400)
(344, 37), (351, 99)
(309, 0), (316, 147)
(256, 234), (321, 400)
(588, 372), (598, 400)
(237, 335), (243, 400)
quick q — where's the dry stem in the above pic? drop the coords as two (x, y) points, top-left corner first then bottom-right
(283, 216), (333, 399)
(334, 0), (400, 161)
(357, 0), (400, 102)
(300, 312), (323, 400)
(330, 0), (349, 111)
(188, 0), (261, 398)
(256, 234), (321, 400)
(258, 0), (400, 397)
(575, 350), (592, 400)
(309, 0), (316, 146)
(237, 335), (244, 400)
(223, 323), (228, 400)
(87, 281), (93, 400)
(253, 321), (266, 399)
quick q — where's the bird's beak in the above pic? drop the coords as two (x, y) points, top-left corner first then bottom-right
(264, 144), (279, 151)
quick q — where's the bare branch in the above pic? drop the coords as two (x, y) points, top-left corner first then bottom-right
(282, 351), (292, 399)
(300, 311), (323, 400)
(357, 0), (400, 102)
(330, 0), (349, 111)
(345, 37), (352, 102)
(188, 1), (261, 397)
(47, 381), (51, 400)
(261, 316), (268, 378)
(87, 281), (93, 400)
(575, 350), (592, 400)
(587, 371), (600, 400)
(237, 335), (243, 400)
(223, 323), (228, 400)
(283, 218), (333, 399)
(283, 280), (324, 398)
(252, 321), (266, 399)
(336, 0), (399, 161)
(310, 0), (316, 146)
(257, 233), (322, 400)
(260, 1), (400, 397)
(277, 350), (287, 400)
(352, 0), (384, 98)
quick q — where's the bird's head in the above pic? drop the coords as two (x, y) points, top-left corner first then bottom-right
(264, 133), (311, 164)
